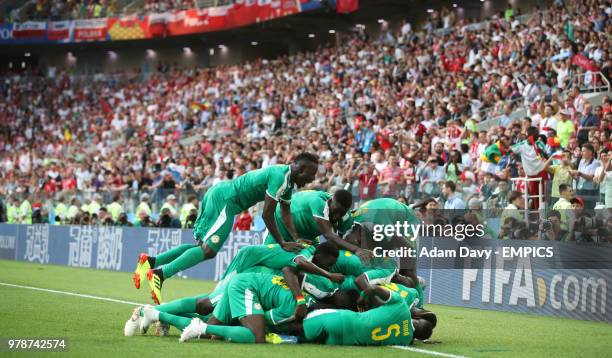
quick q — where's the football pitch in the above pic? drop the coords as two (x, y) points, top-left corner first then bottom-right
(0, 260), (610, 357)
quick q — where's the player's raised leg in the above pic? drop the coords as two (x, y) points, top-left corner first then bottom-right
(147, 188), (235, 304)
(132, 244), (196, 289)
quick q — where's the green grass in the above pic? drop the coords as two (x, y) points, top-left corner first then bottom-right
(0, 260), (610, 357)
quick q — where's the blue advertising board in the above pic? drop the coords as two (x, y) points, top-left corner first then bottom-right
(0, 224), (262, 281)
(1, 224), (610, 323)
(416, 237), (612, 323)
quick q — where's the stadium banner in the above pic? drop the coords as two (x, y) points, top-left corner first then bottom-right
(1, 223), (610, 322)
(107, 15), (147, 41)
(279, 0), (301, 17)
(12, 21), (47, 39)
(1, 224), (262, 282)
(47, 20), (72, 42)
(73, 19), (109, 42)
(416, 237), (612, 323)
(0, 0), (314, 44)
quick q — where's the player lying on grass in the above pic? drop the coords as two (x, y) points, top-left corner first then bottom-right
(126, 268), (339, 343)
(261, 189), (371, 260)
(181, 279), (434, 346)
(282, 280), (435, 346)
(124, 243), (341, 337)
(179, 269), (339, 343)
(133, 153), (320, 304)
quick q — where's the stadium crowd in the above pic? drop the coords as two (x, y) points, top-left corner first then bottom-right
(12, 0), (118, 21)
(6, 0), (198, 21)
(143, 0), (196, 13)
(0, 0), (611, 240)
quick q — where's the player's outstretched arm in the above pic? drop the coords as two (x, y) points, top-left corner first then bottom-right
(356, 277), (392, 309)
(282, 267), (307, 321)
(280, 200), (301, 241)
(315, 217), (372, 260)
(293, 256), (344, 283)
(263, 196), (302, 252)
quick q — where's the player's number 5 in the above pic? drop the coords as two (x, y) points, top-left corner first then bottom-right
(371, 324), (400, 341)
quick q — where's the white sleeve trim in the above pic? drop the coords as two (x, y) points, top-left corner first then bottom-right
(274, 167), (291, 201)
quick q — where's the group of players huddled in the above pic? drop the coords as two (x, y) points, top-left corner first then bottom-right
(124, 153), (436, 346)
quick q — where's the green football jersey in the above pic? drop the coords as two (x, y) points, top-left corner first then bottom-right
(353, 198), (420, 227)
(221, 244), (315, 280)
(303, 292), (413, 346)
(331, 250), (364, 276)
(273, 190), (330, 243)
(230, 164), (294, 210)
(268, 190), (354, 244)
(379, 282), (420, 308)
(331, 250), (397, 277)
(302, 273), (338, 300)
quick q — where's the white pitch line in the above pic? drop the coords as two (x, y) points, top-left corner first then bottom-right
(391, 345), (468, 358)
(0, 282), (467, 358)
(0, 282), (143, 306)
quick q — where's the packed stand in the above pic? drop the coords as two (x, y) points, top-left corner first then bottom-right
(144, 0), (196, 13)
(11, 0), (198, 21)
(13, 0), (118, 21)
(0, 0), (610, 241)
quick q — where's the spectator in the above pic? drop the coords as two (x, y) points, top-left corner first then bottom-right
(379, 154), (402, 197)
(539, 105), (558, 136)
(545, 150), (573, 201)
(510, 127), (548, 208)
(593, 149), (610, 207)
(419, 156), (445, 197)
(577, 104), (598, 145)
(556, 110), (574, 148)
(445, 150), (463, 182)
(500, 190), (525, 227)
(571, 143), (601, 209)
(442, 181), (466, 210)
(552, 183), (574, 234)
(357, 162), (379, 201)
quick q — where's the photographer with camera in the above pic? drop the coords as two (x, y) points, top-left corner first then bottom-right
(570, 197), (607, 242)
(539, 210), (568, 241)
(135, 210), (155, 227)
(157, 207), (181, 228)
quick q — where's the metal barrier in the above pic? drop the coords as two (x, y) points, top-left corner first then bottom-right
(511, 176), (543, 222)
